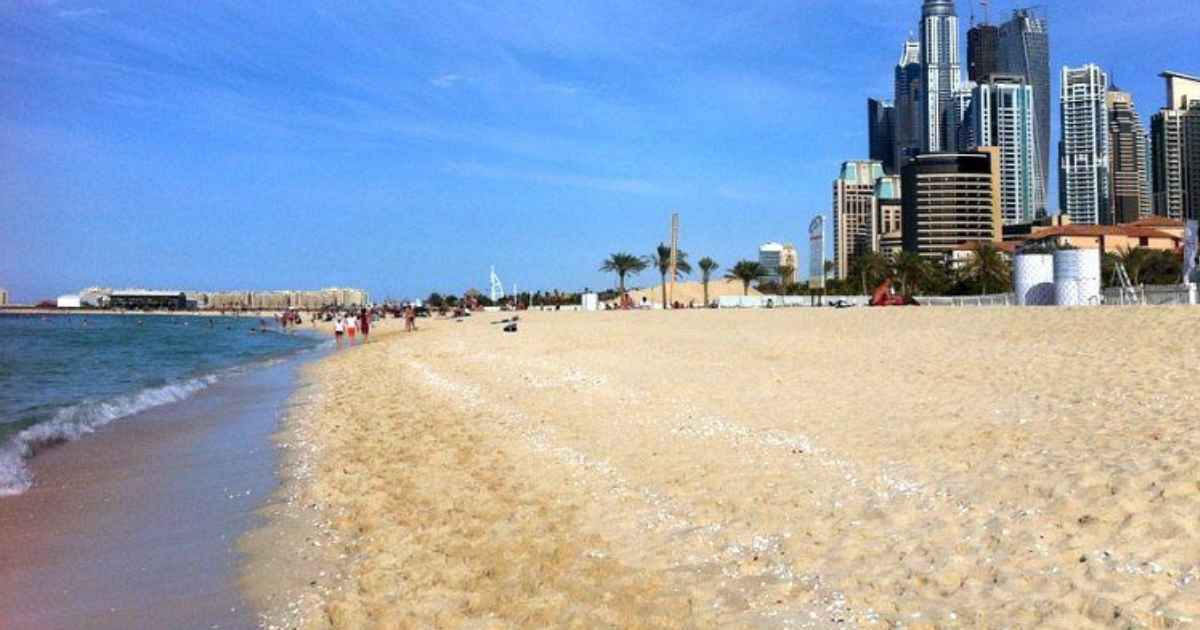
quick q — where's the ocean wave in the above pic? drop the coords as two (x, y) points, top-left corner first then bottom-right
(0, 375), (218, 497)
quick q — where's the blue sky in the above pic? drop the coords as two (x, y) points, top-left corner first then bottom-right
(1, 1), (1196, 302)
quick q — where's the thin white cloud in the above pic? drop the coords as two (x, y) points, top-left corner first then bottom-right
(445, 161), (660, 195)
(430, 73), (464, 88)
(57, 7), (108, 19)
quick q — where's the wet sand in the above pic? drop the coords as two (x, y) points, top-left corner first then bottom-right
(246, 308), (1200, 628)
(0, 357), (312, 629)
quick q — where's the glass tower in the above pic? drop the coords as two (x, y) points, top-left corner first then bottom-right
(997, 9), (1050, 215)
(894, 39), (923, 171)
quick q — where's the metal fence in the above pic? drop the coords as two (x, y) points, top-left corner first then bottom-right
(1102, 284), (1197, 306)
(913, 294), (1014, 307)
(715, 285), (1199, 309)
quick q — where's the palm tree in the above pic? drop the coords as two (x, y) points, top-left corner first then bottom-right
(725, 260), (767, 296)
(698, 257), (719, 306)
(1114, 246), (1150, 286)
(963, 242), (1012, 295)
(600, 252), (647, 297)
(777, 264), (796, 294)
(850, 252), (892, 295)
(892, 251), (931, 296)
(648, 243), (693, 308)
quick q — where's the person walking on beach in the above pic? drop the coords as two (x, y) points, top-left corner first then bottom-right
(358, 308), (370, 343)
(345, 311), (358, 345)
(404, 304), (416, 333)
(334, 315), (345, 349)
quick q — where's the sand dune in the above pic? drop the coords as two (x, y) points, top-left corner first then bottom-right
(245, 308), (1200, 628)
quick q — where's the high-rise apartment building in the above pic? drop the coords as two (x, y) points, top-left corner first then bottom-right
(920, 0), (962, 152)
(1060, 65), (1111, 224)
(1107, 89), (1152, 224)
(868, 99), (897, 173)
(997, 9), (1050, 214)
(0, 288), (7, 307)
(901, 149), (1003, 261)
(970, 74), (1044, 224)
(834, 160), (886, 278)
(967, 23), (999, 82)
(894, 39), (924, 171)
(1151, 71), (1200, 220)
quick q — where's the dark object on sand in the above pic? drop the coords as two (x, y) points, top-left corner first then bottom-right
(503, 323), (518, 333)
(492, 315), (521, 325)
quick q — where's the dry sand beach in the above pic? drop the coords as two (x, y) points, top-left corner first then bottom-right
(243, 308), (1200, 628)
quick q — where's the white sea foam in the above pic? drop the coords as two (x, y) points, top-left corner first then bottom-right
(0, 375), (218, 497)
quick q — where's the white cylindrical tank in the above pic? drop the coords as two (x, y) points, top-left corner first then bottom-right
(1013, 253), (1055, 306)
(1053, 249), (1102, 306)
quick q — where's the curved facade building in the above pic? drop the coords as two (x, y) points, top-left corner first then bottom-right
(901, 149), (1003, 260)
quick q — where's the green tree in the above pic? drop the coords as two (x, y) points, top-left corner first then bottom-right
(427, 292), (444, 308)
(892, 251), (932, 296)
(777, 264), (796, 289)
(1141, 249), (1183, 284)
(649, 243), (693, 308)
(849, 252), (891, 295)
(600, 252), (648, 297)
(725, 260), (768, 296)
(963, 242), (1012, 295)
(698, 257), (720, 306)
(1114, 246), (1150, 286)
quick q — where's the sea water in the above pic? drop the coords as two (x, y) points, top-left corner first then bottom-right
(0, 314), (321, 496)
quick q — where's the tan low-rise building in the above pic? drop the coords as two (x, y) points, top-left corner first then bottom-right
(1022, 224), (1181, 255)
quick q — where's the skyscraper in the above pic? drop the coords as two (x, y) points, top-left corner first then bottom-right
(997, 9), (1050, 215)
(1151, 71), (1200, 220)
(894, 39), (923, 171)
(868, 99), (897, 173)
(1060, 65), (1111, 225)
(833, 160), (885, 279)
(920, 0), (962, 152)
(967, 23), (999, 82)
(1106, 89), (1152, 224)
(971, 74), (1043, 224)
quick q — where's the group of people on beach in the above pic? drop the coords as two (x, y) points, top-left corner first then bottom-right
(333, 308), (370, 348)
(333, 304), (418, 349)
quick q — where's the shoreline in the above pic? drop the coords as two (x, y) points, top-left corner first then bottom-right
(0, 338), (327, 629)
(0, 308), (301, 318)
(238, 316), (410, 629)
(239, 308), (1200, 627)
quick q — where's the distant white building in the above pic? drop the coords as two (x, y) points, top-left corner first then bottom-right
(57, 294), (82, 309)
(758, 242), (784, 283)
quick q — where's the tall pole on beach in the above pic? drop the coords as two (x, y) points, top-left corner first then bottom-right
(668, 212), (679, 308)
